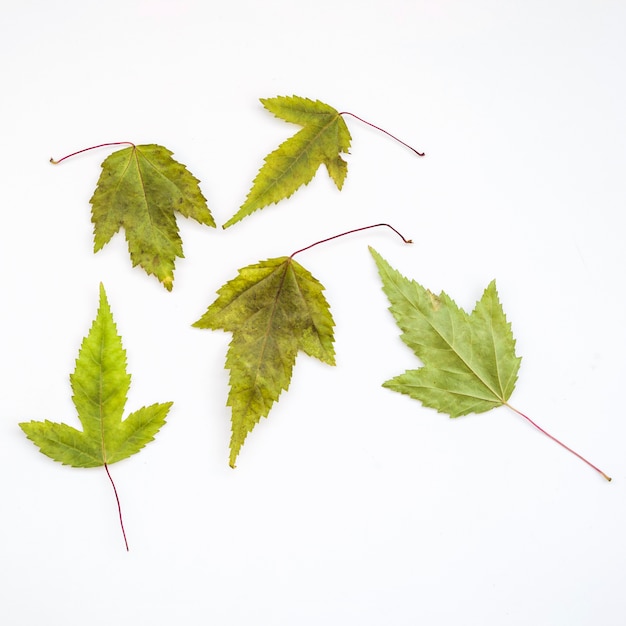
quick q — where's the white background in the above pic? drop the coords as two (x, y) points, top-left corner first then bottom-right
(1, 1), (625, 624)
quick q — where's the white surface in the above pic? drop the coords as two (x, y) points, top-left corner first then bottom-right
(2, 1), (625, 624)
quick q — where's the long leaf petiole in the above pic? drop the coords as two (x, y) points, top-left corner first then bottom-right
(338, 111), (425, 156)
(290, 223), (412, 258)
(50, 142), (136, 164)
(505, 403), (611, 481)
(104, 463), (129, 551)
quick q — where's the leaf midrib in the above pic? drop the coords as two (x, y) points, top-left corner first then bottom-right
(130, 148), (175, 244)
(98, 323), (108, 464)
(242, 260), (292, 406)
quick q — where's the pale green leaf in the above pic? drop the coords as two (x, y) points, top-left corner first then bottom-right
(193, 256), (335, 467)
(20, 284), (172, 467)
(223, 96), (351, 228)
(370, 248), (521, 416)
(90, 144), (215, 290)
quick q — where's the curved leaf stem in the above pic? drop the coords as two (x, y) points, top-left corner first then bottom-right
(50, 142), (136, 164)
(505, 403), (611, 481)
(290, 223), (412, 258)
(104, 462), (129, 551)
(338, 112), (425, 156)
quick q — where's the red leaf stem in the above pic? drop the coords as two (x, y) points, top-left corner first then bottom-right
(50, 142), (136, 164)
(290, 223), (412, 258)
(104, 462), (129, 551)
(338, 112), (425, 156)
(505, 404), (611, 481)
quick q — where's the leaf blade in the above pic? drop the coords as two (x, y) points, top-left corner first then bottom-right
(194, 256), (335, 466)
(19, 420), (102, 468)
(90, 144), (214, 290)
(370, 247), (521, 416)
(223, 96), (351, 228)
(70, 283), (130, 446)
(19, 284), (172, 468)
(106, 402), (173, 464)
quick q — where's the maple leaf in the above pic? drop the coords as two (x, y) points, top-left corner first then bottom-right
(193, 256), (335, 467)
(370, 247), (521, 415)
(19, 284), (173, 548)
(222, 96), (352, 228)
(370, 248), (611, 481)
(87, 143), (215, 290)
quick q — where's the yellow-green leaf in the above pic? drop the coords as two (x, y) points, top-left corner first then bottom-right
(19, 284), (172, 467)
(370, 247), (521, 416)
(19, 284), (173, 549)
(223, 96), (351, 228)
(90, 144), (215, 290)
(193, 256), (335, 467)
(370, 248), (612, 481)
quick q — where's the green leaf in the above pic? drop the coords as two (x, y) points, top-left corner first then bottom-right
(223, 96), (352, 228)
(370, 247), (521, 416)
(90, 144), (215, 290)
(20, 284), (173, 467)
(193, 256), (335, 467)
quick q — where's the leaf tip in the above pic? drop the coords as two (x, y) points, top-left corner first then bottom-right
(229, 447), (239, 468)
(368, 246), (385, 267)
(96, 283), (112, 314)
